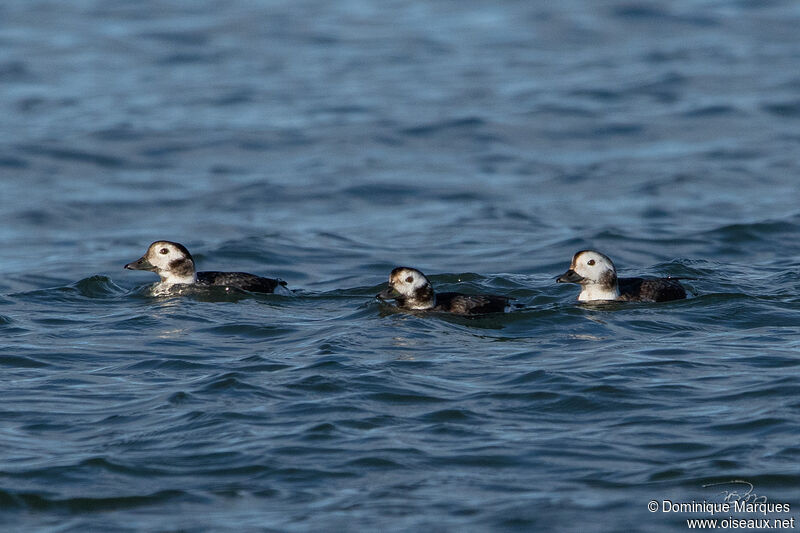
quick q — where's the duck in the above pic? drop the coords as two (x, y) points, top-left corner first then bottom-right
(124, 240), (290, 294)
(377, 267), (512, 314)
(556, 250), (686, 302)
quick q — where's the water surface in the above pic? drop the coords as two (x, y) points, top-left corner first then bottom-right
(2, 1), (800, 531)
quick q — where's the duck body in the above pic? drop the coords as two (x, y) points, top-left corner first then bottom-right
(428, 292), (513, 314)
(616, 277), (686, 303)
(194, 271), (287, 293)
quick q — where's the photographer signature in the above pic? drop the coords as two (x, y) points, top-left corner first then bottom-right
(702, 480), (768, 504)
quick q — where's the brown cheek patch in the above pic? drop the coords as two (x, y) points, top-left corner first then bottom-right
(599, 270), (616, 286)
(169, 258), (194, 277)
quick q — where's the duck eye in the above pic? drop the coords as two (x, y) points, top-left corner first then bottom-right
(587, 259), (595, 266)
(159, 248), (169, 255)
(405, 276), (414, 283)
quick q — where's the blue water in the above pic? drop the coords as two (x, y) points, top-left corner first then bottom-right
(2, 1), (800, 531)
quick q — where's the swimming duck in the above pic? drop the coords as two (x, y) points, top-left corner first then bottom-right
(377, 267), (512, 314)
(556, 250), (686, 302)
(125, 240), (290, 294)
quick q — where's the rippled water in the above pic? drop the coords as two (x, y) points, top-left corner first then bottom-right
(2, 1), (800, 531)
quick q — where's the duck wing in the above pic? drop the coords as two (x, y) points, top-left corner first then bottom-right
(618, 277), (686, 302)
(434, 292), (511, 314)
(197, 271), (287, 293)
